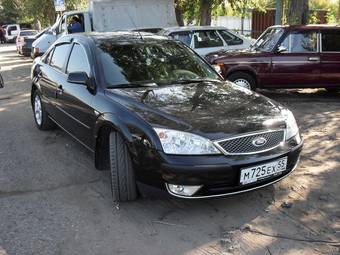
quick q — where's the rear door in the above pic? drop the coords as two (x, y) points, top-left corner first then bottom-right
(168, 31), (193, 47)
(270, 30), (320, 88)
(320, 29), (340, 87)
(56, 43), (97, 149)
(192, 30), (225, 56)
(38, 43), (71, 119)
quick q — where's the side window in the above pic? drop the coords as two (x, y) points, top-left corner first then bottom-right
(322, 30), (340, 52)
(219, 30), (243, 46)
(60, 16), (67, 34)
(169, 32), (192, 46)
(66, 44), (91, 76)
(44, 48), (55, 64)
(50, 44), (70, 71)
(280, 31), (317, 53)
(193, 30), (223, 49)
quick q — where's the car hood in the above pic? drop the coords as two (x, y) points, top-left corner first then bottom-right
(105, 80), (286, 140)
(205, 48), (267, 63)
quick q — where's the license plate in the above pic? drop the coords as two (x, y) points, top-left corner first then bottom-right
(240, 157), (288, 185)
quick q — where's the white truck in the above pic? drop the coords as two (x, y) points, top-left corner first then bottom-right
(32, 0), (177, 57)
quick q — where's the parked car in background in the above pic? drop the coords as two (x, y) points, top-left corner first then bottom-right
(30, 32), (302, 202)
(206, 25), (340, 93)
(16, 30), (37, 56)
(31, 0), (177, 58)
(158, 26), (253, 56)
(5, 24), (20, 42)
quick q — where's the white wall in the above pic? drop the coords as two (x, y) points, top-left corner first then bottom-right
(211, 16), (252, 36)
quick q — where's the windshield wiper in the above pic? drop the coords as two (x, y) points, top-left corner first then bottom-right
(106, 82), (158, 89)
(166, 78), (221, 85)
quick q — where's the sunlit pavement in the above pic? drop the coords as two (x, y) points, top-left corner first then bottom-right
(0, 44), (339, 255)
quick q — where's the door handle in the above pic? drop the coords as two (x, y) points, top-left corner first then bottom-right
(56, 85), (64, 95)
(308, 57), (319, 61)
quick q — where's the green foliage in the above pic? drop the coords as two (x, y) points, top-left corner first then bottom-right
(0, 0), (88, 28)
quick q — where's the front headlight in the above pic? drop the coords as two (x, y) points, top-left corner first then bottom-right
(283, 109), (299, 140)
(153, 128), (221, 155)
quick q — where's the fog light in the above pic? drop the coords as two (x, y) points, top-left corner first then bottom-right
(167, 184), (202, 197)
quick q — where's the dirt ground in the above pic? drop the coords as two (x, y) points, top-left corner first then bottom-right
(0, 44), (339, 255)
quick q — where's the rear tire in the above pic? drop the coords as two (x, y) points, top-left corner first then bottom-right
(228, 72), (256, 91)
(109, 131), (137, 202)
(32, 90), (56, 130)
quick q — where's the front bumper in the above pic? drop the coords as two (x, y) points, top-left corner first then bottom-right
(135, 139), (303, 199)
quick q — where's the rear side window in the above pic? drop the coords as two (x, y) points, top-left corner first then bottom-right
(169, 32), (192, 46)
(50, 44), (70, 71)
(66, 44), (91, 76)
(322, 30), (340, 52)
(193, 30), (223, 49)
(219, 30), (243, 46)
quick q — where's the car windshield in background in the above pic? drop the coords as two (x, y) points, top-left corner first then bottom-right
(96, 39), (220, 88)
(253, 28), (284, 52)
(20, 31), (37, 36)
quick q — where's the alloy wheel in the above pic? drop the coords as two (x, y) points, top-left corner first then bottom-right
(34, 95), (42, 126)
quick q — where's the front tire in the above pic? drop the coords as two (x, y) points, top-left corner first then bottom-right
(109, 131), (137, 202)
(228, 72), (256, 91)
(32, 91), (55, 130)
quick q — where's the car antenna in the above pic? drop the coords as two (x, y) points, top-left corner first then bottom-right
(126, 10), (143, 40)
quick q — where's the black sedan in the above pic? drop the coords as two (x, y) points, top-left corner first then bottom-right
(30, 32), (303, 202)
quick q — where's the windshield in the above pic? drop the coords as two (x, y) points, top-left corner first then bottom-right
(253, 27), (284, 52)
(96, 39), (221, 88)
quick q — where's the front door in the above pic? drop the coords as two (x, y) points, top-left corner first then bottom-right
(269, 30), (320, 88)
(56, 43), (96, 149)
(320, 29), (340, 87)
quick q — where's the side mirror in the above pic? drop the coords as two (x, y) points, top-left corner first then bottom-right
(67, 72), (96, 93)
(276, 45), (288, 53)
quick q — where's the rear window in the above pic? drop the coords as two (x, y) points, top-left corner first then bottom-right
(219, 30), (243, 46)
(20, 31), (37, 36)
(322, 30), (340, 52)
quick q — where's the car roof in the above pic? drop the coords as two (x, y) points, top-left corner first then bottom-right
(58, 31), (171, 45)
(161, 26), (230, 33)
(268, 24), (340, 30)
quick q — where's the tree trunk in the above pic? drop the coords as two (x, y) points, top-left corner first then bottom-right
(199, 0), (213, 26)
(287, 0), (309, 25)
(174, 0), (184, 26)
(338, 0), (340, 22)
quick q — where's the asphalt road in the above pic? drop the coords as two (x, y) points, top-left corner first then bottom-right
(0, 44), (339, 255)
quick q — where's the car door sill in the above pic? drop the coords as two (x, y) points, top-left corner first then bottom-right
(48, 115), (95, 153)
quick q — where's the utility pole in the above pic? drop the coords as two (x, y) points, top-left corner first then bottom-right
(275, 0), (282, 25)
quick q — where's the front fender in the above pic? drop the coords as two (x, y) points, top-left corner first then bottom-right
(94, 112), (162, 151)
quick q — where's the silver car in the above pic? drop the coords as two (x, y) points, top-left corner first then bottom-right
(159, 26), (253, 56)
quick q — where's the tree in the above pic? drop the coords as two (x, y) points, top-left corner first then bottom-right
(287, 0), (309, 25)
(174, 0), (185, 26)
(338, 0), (340, 21)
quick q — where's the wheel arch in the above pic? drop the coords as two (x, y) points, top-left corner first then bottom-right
(94, 113), (133, 170)
(226, 67), (259, 87)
